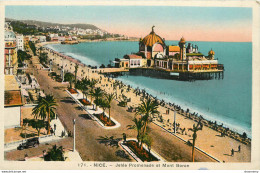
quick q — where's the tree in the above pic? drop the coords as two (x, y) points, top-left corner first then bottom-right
(127, 117), (144, 147)
(31, 119), (45, 137)
(44, 145), (66, 161)
(136, 98), (159, 138)
(21, 118), (30, 139)
(105, 93), (115, 123)
(17, 50), (31, 67)
(39, 53), (48, 64)
(32, 95), (57, 135)
(74, 64), (79, 86)
(99, 98), (109, 116)
(91, 87), (103, 111)
(188, 120), (203, 162)
(80, 78), (90, 100)
(29, 41), (36, 56)
(64, 72), (74, 89)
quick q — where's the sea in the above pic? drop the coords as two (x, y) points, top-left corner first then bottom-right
(45, 40), (252, 137)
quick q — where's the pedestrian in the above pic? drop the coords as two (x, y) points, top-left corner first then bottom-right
(238, 145), (241, 152)
(123, 133), (126, 143)
(231, 149), (234, 156)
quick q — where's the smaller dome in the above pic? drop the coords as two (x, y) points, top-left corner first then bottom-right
(5, 31), (16, 41)
(208, 49), (215, 55)
(180, 37), (186, 43)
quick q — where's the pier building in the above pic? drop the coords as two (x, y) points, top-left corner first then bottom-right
(114, 26), (224, 80)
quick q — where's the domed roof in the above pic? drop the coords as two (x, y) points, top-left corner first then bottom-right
(5, 31), (16, 41)
(208, 49), (215, 55)
(180, 37), (186, 43)
(141, 26), (165, 47)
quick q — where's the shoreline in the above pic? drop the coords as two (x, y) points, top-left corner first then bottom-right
(116, 76), (252, 138)
(39, 43), (251, 144)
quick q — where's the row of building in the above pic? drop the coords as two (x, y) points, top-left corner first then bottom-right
(115, 26), (223, 73)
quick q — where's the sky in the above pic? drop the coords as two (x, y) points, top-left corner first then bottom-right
(5, 6), (252, 42)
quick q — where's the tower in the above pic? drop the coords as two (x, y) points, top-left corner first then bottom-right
(208, 49), (215, 60)
(179, 37), (186, 61)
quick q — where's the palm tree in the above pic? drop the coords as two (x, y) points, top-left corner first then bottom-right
(91, 87), (103, 111)
(64, 72), (74, 89)
(99, 98), (109, 116)
(81, 78), (89, 100)
(74, 63), (79, 86)
(188, 120), (203, 162)
(105, 93), (115, 123)
(32, 95), (57, 135)
(136, 98), (159, 136)
(44, 145), (66, 161)
(127, 117), (144, 147)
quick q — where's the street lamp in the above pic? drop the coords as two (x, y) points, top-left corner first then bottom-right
(73, 119), (76, 152)
(174, 107), (176, 134)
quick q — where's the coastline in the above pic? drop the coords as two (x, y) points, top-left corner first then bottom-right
(42, 41), (251, 139)
(38, 42), (251, 162)
(116, 76), (252, 138)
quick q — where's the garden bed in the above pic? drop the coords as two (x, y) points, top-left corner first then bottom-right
(125, 140), (159, 162)
(68, 88), (78, 94)
(79, 99), (91, 106)
(93, 113), (116, 127)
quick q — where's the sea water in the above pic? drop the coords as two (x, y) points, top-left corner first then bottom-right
(45, 41), (252, 137)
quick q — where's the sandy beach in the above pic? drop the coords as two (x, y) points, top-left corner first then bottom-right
(37, 43), (251, 162)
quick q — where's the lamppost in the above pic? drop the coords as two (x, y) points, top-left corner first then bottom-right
(174, 107), (176, 134)
(73, 119), (76, 152)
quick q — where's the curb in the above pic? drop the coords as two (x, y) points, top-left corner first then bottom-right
(66, 90), (121, 129)
(119, 138), (166, 162)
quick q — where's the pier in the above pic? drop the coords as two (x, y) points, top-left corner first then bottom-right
(100, 67), (224, 81)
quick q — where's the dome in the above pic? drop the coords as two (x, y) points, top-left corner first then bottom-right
(208, 49), (215, 55)
(141, 26), (165, 47)
(180, 37), (186, 44)
(5, 31), (16, 41)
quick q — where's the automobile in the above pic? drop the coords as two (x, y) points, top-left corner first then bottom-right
(17, 137), (40, 150)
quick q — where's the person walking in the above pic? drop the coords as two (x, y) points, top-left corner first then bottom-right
(231, 149), (234, 156)
(238, 145), (241, 152)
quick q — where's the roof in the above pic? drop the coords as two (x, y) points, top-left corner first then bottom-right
(5, 75), (20, 91)
(5, 31), (16, 41)
(186, 53), (204, 56)
(125, 54), (143, 59)
(4, 90), (23, 107)
(141, 27), (165, 47)
(168, 46), (180, 52)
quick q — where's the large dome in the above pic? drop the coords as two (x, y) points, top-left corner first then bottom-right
(141, 26), (165, 47)
(5, 31), (16, 41)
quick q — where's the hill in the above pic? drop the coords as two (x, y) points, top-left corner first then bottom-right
(5, 18), (101, 31)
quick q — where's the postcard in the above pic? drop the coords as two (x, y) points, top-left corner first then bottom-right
(0, 0), (259, 171)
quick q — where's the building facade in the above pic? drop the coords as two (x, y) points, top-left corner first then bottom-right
(5, 31), (18, 75)
(16, 34), (24, 51)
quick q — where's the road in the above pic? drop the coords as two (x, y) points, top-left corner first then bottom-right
(5, 55), (215, 162)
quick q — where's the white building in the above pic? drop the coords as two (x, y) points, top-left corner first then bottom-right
(16, 35), (24, 51)
(38, 36), (46, 42)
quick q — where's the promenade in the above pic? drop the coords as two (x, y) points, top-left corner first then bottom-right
(19, 51), (214, 162)
(41, 44), (251, 163)
(5, 44), (250, 163)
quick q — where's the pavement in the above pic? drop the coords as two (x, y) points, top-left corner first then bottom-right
(5, 51), (215, 162)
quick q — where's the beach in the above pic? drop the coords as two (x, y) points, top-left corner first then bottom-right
(37, 42), (251, 162)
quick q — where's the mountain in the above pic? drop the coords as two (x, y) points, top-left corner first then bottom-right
(5, 18), (101, 31)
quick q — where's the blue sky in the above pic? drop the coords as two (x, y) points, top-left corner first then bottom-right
(5, 6), (252, 42)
